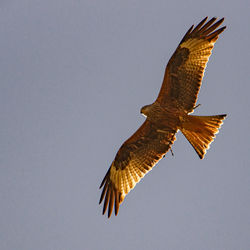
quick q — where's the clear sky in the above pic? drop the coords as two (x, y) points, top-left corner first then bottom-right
(1, 1), (250, 250)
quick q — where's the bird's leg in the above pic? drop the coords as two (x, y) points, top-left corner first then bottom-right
(170, 148), (174, 157)
(157, 129), (174, 157)
(194, 103), (201, 110)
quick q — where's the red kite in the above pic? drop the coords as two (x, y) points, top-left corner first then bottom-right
(99, 17), (227, 218)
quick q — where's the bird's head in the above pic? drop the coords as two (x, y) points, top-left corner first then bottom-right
(140, 104), (151, 117)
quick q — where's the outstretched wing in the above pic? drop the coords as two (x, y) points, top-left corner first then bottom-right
(99, 120), (177, 218)
(157, 17), (226, 113)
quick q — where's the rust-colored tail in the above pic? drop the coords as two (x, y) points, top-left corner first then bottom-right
(180, 114), (227, 159)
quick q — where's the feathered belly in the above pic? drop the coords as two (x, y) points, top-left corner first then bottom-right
(147, 104), (181, 131)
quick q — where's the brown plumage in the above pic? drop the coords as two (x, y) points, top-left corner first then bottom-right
(99, 17), (227, 218)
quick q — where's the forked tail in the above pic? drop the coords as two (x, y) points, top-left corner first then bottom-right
(180, 114), (227, 159)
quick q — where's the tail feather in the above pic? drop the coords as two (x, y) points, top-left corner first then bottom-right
(180, 114), (227, 159)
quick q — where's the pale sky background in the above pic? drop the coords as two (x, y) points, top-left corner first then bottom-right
(1, 1), (250, 250)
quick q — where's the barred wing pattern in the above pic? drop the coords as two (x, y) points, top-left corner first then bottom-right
(157, 17), (226, 113)
(99, 120), (176, 218)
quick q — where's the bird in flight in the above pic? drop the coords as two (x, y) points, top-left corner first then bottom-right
(99, 17), (227, 218)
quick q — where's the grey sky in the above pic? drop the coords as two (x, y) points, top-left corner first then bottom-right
(1, 0), (250, 249)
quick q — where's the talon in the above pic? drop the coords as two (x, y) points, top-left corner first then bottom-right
(194, 104), (201, 109)
(170, 148), (174, 157)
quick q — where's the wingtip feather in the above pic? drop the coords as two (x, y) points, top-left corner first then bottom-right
(103, 186), (111, 215)
(115, 190), (120, 216)
(99, 180), (108, 204)
(192, 16), (208, 32)
(179, 17), (226, 45)
(108, 188), (115, 218)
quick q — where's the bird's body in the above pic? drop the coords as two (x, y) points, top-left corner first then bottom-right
(141, 101), (181, 130)
(99, 17), (227, 218)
